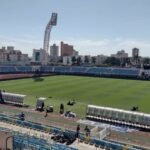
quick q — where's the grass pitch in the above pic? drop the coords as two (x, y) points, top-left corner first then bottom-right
(0, 75), (150, 117)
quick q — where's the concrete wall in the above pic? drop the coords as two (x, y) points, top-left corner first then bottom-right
(0, 131), (13, 150)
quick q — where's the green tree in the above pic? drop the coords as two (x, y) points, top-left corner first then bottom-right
(72, 56), (76, 65)
(143, 58), (150, 65)
(67, 57), (70, 64)
(77, 57), (82, 65)
(91, 57), (96, 64)
(84, 56), (89, 64)
(104, 57), (121, 66)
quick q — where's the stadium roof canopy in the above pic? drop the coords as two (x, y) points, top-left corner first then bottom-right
(2, 92), (26, 98)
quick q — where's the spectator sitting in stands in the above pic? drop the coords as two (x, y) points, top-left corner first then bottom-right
(84, 125), (90, 137)
(19, 112), (25, 121)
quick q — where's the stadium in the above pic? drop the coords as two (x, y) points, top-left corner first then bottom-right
(0, 2), (150, 149)
(0, 66), (150, 150)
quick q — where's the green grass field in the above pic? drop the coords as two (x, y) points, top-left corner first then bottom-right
(0, 75), (150, 117)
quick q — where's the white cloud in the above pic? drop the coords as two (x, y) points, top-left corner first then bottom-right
(0, 36), (42, 56)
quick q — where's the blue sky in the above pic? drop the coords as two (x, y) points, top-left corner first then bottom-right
(0, 0), (150, 56)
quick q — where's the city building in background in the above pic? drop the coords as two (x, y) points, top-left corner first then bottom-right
(132, 48), (139, 58)
(0, 46), (29, 65)
(32, 48), (46, 65)
(63, 56), (72, 65)
(131, 48), (141, 67)
(49, 44), (59, 63)
(110, 50), (129, 66)
(50, 44), (59, 57)
(111, 50), (128, 59)
(61, 41), (78, 57)
(96, 55), (108, 65)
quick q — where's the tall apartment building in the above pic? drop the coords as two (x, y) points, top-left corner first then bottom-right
(50, 44), (59, 57)
(61, 41), (78, 57)
(132, 48), (139, 58)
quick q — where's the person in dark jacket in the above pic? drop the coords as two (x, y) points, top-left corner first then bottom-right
(84, 125), (90, 137)
(76, 124), (80, 138)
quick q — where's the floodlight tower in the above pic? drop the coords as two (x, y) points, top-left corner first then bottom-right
(43, 13), (57, 65)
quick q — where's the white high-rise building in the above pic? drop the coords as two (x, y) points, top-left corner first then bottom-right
(50, 44), (59, 57)
(32, 49), (46, 65)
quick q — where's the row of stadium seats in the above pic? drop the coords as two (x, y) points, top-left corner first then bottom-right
(86, 105), (150, 128)
(16, 66), (33, 72)
(0, 66), (34, 73)
(0, 66), (16, 72)
(40, 66), (54, 72)
(86, 67), (139, 76)
(80, 137), (138, 150)
(41, 66), (140, 77)
(14, 134), (47, 147)
(51, 144), (78, 150)
(0, 114), (140, 150)
(0, 66), (140, 77)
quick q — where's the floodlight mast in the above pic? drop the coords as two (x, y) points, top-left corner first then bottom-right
(43, 23), (52, 65)
(43, 13), (57, 65)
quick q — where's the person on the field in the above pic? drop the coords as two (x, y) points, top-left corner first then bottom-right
(76, 124), (80, 138)
(60, 103), (64, 114)
(44, 109), (48, 117)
